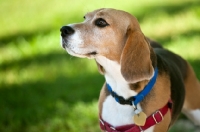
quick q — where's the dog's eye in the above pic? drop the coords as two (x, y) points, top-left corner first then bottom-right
(95, 18), (109, 27)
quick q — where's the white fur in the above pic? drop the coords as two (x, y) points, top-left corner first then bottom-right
(182, 109), (200, 126)
(102, 96), (135, 126)
(66, 29), (83, 49)
(145, 126), (155, 132)
(96, 56), (138, 98)
(102, 96), (155, 132)
(64, 30), (84, 55)
(102, 96), (144, 126)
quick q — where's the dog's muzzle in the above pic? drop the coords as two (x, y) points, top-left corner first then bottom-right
(60, 26), (75, 48)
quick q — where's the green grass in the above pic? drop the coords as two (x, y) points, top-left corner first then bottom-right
(0, 0), (200, 132)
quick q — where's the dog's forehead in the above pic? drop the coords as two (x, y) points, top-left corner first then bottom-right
(85, 8), (126, 19)
(85, 9), (107, 19)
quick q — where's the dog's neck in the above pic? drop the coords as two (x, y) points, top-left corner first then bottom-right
(96, 55), (146, 126)
(96, 56), (139, 99)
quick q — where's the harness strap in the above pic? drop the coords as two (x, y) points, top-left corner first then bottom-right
(99, 100), (172, 132)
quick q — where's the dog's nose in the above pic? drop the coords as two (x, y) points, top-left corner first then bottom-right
(60, 26), (75, 37)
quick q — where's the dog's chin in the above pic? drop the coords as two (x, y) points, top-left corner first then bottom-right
(65, 48), (97, 59)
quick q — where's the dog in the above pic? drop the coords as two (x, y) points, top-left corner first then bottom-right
(60, 8), (200, 132)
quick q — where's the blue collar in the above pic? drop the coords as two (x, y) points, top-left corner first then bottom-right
(106, 67), (158, 106)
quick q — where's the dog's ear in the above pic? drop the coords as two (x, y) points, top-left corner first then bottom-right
(120, 28), (154, 83)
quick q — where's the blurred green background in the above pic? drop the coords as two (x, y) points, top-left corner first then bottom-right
(0, 0), (200, 132)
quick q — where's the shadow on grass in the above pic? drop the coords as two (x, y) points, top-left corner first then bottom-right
(0, 51), (104, 131)
(0, 51), (199, 131)
(0, 75), (103, 130)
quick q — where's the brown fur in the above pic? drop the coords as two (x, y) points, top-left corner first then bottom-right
(183, 62), (200, 110)
(98, 83), (107, 115)
(121, 29), (154, 83)
(140, 73), (171, 117)
(154, 110), (171, 132)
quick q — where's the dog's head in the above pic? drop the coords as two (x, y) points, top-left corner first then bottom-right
(60, 8), (155, 83)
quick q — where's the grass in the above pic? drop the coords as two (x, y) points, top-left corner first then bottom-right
(0, 0), (200, 132)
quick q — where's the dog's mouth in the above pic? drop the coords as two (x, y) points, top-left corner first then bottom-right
(86, 51), (97, 56)
(79, 51), (98, 59)
(61, 38), (98, 58)
(65, 48), (97, 59)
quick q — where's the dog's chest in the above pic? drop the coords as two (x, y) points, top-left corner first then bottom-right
(102, 96), (135, 126)
(96, 56), (138, 98)
(101, 96), (156, 131)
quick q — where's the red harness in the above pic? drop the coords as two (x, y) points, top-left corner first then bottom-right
(99, 100), (172, 132)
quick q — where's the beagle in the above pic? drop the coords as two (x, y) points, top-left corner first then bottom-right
(60, 8), (200, 132)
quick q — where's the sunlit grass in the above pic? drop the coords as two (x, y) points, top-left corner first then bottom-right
(0, 31), (59, 63)
(1, 0), (194, 37)
(141, 6), (200, 38)
(0, 0), (81, 37)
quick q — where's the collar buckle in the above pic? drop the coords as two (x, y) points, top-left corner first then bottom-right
(152, 110), (163, 124)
